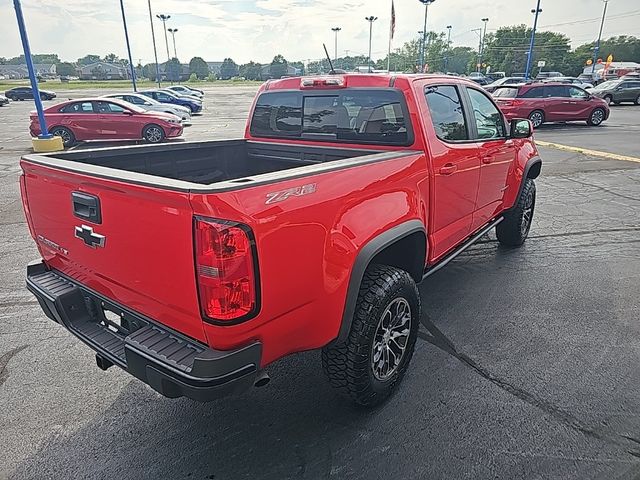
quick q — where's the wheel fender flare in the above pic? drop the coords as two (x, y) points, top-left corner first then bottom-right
(332, 219), (427, 345)
(504, 156), (542, 214)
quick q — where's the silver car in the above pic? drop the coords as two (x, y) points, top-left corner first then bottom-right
(102, 93), (192, 123)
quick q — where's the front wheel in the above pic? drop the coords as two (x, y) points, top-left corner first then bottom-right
(528, 110), (544, 129)
(322, 265), (420, 407)
(496, 178), (536, 247)
(142, 124), (165, 143)
(635, 94), (640, 106)
(604, 95), (612, 105)
(587, 108), (606, 126)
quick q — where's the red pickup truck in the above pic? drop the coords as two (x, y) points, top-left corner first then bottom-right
(21, 74), (541, 407)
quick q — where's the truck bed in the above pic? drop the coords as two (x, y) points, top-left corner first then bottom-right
(30, 139), (387, 187)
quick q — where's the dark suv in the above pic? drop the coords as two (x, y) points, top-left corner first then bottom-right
(590, 79), (640, 105)
(492, 82), (609, 128)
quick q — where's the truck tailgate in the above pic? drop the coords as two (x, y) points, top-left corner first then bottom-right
(21, 160), (206, 343)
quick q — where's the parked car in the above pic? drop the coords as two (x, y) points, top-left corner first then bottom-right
(467, 72), (490, 85)
(5, 86), (56, 101)
(165, 85), (204, 98)
(0, 94), (8, 107)
(29, 98), (183, 147)
(21, 73), (541, 407)
(159, 88), (202, 103)
(536, 71), (563, 80)
(542, 76), (593, 89)
(484, 77), (526, 93)
(493, 82), (609, 128)
(590, 79), (640, 105)
(139, 89), (202, 113)
(620, 72), (640, 80)
(102, 93), (192, 122)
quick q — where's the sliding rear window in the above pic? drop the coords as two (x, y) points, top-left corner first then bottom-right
(250, 89), (412, 146)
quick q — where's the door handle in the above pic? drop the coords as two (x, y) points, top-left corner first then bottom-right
(439, 163), (457, 175)
(482, 156), (493, 165)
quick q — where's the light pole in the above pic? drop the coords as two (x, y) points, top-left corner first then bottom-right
(331, 27), (341, 62)
(156, 14), (171, 61)
(472, 28), (482, 72)
(168, 28), (178, 59)
(479, 18), (489, 73)
(418, 0), (435, 73)
(365, 16), (377, 73)
(444, 25), (452, 71)
(418, 30), (424, 69)
(524, 1), (542, 80)
(119, 0), (137, 91)
(147, 0), (161, 87)
(591, 0), (609, 75)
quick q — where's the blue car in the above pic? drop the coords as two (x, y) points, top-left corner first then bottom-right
(140, 90), (202, 113)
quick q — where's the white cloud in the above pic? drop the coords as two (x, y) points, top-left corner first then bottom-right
(1, 0), (639, 64)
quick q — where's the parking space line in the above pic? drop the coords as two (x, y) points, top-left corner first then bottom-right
(535, 140), (640, 164)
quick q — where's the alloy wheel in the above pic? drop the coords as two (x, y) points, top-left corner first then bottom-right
(529, 111), (543, 128)
(145, 126), (163, 143)
(521, 188), (535, 236)
(371, 297), (412, 381)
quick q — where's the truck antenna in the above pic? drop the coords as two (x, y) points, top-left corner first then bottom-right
(323, 43), (336, 74)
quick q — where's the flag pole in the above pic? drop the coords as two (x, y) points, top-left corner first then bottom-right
(387, 0), (395, 72)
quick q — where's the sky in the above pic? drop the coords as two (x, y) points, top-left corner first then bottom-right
(1, 0), (639, 65)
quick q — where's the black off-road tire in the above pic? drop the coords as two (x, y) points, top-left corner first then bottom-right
(321, 265), (420, 407)
(496, 178), (536, 247)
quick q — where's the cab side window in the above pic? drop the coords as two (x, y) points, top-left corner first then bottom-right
(425, 85), (468, 142)
(569, 87), (588, 99)
(467, 88), (506, 139)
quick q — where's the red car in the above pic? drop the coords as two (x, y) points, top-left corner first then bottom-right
(29, 98), (184, 147)
(492, 82), (609, 128)
(21, 74), (541, 407)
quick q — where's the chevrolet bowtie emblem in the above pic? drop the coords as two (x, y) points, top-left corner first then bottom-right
(75, 225), (106, 248)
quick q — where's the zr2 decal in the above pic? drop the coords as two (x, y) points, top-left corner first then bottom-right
(265, 183), (317, 205)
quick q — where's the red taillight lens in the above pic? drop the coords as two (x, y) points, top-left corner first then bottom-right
(194, 217), (259, 322)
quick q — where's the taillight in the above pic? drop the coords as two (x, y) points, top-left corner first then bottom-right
(194, 217), (259, 323)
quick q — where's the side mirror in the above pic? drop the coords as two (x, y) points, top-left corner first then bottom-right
(510, 118), (533, 139)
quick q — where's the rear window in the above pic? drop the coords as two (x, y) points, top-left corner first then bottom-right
(492, 87), (518, 98)
(250, 90), (411, 145)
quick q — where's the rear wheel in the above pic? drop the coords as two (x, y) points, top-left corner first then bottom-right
(528, 110), (544, 129)
(635, 94), (640, 106)
(587, 108), (606, 126)
(321, 265), (420, 407)
(496, 178), (536, 247)
(50, 126), (75, 147)
(142, 124), (165, 143)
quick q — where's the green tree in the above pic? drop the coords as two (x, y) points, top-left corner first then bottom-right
(0, 57), (6, 65)
(7, 54), (60, 65)
(103, 53), (119, 63)
(239, 61), (262, 80)
(57, 62), (77, 76)
(142, 63), (159, 81)
(219, 58), (239, 80)
(77, 54), (101, 66)
(165, 57), (182, 82)
(446, 46), (476, 74)
(188, 73), (198, 82)
(90, 65), (106, 80)
(189, 57), (209, 79)
(269, 54), (288, 79)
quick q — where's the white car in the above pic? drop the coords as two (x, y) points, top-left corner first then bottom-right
(159, 88), (203, 104)
(166, 85), (204, 99)
(0, 94), (9, 106)
(102, 93), (192, 122)
(542, 77), (594, 89)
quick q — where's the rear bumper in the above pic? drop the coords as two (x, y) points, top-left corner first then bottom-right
(26, 261), (262, 401)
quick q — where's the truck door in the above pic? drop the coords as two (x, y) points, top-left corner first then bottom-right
(463, 87), (515, 229)
(422, 84), (481, 260)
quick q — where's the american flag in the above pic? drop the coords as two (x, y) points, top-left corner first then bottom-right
(390, 0), (396, 39)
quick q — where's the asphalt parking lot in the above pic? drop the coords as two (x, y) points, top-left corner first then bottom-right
(1, 85), (639, 480)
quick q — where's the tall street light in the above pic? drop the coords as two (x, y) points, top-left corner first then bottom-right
(119, 0), (137, 91)
(168, 28), (178, 59)
(331, 27), (341, 62)
(418, 30), (424, 70)
(418, 0), (435, 73)
(365, 16), (377, 73)
(156, 14), (171, 61)
(479, 18), (489, 74)
(444, 25), (452, 71)
(591, 0), (609, 75)
(147, 0), (161, 87)
(524, 1), (542, 80)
